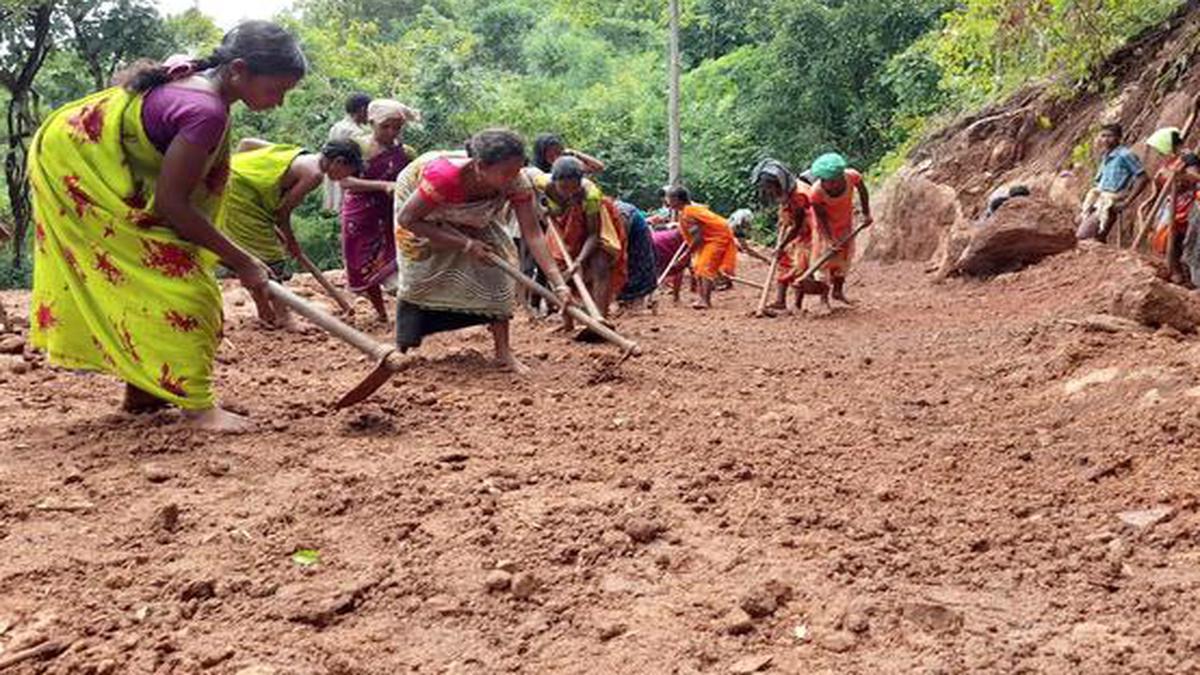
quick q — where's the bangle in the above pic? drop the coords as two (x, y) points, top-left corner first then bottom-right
(553, 282), (570, 293)
(462, 239), (474, 253)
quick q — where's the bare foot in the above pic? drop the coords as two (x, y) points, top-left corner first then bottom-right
(184, 407), (256, 433)
(691, 301), (710, 310)
(494, 353), (531, 375)
(832, 292), (856, 306)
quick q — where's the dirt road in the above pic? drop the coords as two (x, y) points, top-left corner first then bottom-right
(1, 247), (1198, 674)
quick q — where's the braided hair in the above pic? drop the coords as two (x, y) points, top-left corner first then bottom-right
(124, 20), (306, 93)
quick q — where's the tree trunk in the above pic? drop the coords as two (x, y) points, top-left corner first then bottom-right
(1, 3), (55, 270)
(667, 0), (682, 186)
(5, 91), (37, 270)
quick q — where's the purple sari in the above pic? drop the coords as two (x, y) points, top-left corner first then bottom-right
(341, 144), (410, 292)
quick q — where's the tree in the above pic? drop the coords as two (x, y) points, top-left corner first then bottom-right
(63, 0), (173, 90)
(163, 7), (221, 55)
(1, 0), (54, 268)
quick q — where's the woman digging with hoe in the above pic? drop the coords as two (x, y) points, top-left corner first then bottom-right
(393, 130), (573, 373)
(808, 153), (873, 305)
(27, 21), (306, 433)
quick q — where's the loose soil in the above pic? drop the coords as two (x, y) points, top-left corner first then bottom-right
(2, 248), (1199, 674)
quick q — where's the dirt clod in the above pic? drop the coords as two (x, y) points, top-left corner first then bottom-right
(729, 654), (774, 674)
(180, 580), (215, 602)
(154, 503), (181, 533)
(599, 623), (628, 642)
(817, 631), (857, 653)
(0, 335), (25, 354)
(724, 608), (756, 636)
(623, 517), (665, 544)
(485, 570), (513, 593)
(141, 463), (174, 483)
(511, 572), (539, 600)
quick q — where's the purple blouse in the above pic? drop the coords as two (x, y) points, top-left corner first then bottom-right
(141, 85), (229, 155)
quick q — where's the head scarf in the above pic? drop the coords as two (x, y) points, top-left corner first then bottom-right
(811, 153), (847, 181)
(367, 99), (421, 125)
(1146, 127), (1182, 157)
(750, 158), (795, 204)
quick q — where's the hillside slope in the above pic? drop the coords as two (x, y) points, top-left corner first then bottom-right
(865, 2), (1200, 266)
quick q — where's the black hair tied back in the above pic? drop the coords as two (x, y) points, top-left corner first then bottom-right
(321, 139), (364, 173)
(124, 20), (306, 94)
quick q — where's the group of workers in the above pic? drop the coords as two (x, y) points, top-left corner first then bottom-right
(1076, 95), (1200, 285)
(22, 20), (874, 432)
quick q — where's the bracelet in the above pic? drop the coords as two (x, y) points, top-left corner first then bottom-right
(553, 282), (570, 293)
(462, 239), (475, 253)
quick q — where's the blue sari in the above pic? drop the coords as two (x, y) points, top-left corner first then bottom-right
(616, 201), (657, 302)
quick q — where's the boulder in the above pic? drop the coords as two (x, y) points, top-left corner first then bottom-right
(955, 198), (1076, 276)
(1110, 277), (1200, 333)
(863, 166), (964, 264)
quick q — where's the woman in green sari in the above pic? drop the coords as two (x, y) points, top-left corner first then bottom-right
(218, 138), (363, 280)
(27, 21), (306, 432)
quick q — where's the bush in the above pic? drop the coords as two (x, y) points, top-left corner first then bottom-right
(0, 250), (32, 290)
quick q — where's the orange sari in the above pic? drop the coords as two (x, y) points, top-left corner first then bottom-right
(776, 184), (814, 284)
(679, 204), (735, 281)
(810, 170), (862, 279)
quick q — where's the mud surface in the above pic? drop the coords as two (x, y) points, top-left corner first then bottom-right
(2, 249), (1199, 674)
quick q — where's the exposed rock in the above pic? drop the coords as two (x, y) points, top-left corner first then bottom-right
(724, 608), (755, 636)
(1117, 507), (1173, 529)
(484, 570), (513, 593)
(179, 579), (215, 602)
(954, 199), (1077, 277)
(1064, 313), (1149, 334)
(511, 572), (539, 600)
(1064, 368), (1122, 395)
(817, 631), (856, 653)
(1110, 277), (1200, 333)
(902, 601), (963, 634)
(282, 577), (380, 628)
(141, 464), (175, 483)
(598, 623), (627, 642)
(729, 654), (774, 674)
(623, 517), (665, 544)
(0, 335), (25, 354)
(739, 580), (792, 619)
(864, 167), (964, 264)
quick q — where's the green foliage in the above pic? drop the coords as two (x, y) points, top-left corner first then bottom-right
(163, 7), (222, 55)
(63, 0), (175, 89)
(926, 0), (1183, 107)
(290, 204), (343, 271)
(0, 237), (32, 288)
(1, 0), (1192, 289)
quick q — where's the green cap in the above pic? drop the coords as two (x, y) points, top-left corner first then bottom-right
(1146, 127), (1181, 157)
(811, 152), (847, 180)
